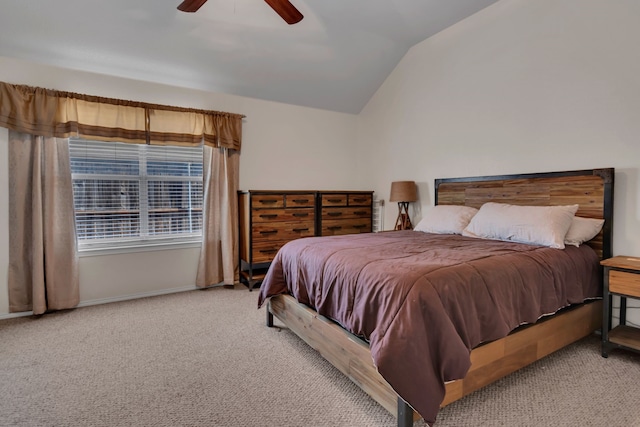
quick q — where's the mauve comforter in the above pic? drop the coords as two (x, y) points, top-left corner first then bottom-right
(257, 231), (601, 425)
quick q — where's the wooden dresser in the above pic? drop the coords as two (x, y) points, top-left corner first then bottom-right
(318, 191), (373, 236)
(238, 190), (374, 289)
(238, 191), (316, 289)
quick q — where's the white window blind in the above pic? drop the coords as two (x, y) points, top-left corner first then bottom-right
(69, 139), (203, 250)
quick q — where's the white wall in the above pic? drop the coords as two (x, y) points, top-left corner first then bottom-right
(358, 0), (640, 324)
(0, 56), (359, 316)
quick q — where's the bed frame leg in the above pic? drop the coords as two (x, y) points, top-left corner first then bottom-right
(266, 303), (274, 327)
(397, 397), (413, 427)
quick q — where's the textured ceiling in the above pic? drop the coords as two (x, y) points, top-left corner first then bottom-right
(0, 0), (499, 113)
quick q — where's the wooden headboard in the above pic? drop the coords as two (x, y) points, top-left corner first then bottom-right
(434, 168), (614, 259)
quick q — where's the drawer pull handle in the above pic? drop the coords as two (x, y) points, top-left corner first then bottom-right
(259, 230), (278, 235)
(259, 214), (278, 219)
(352, 198), (368, 203)
(354, 211), (368, 215)
(259, 200), (278, 205)
(327, 198), (342, 203)
(328, 226), (342, 231)
(259, 249), (278, 254)
(292, 213), (309, 217)
(293, 228), (309, 232)
(291, 199), (310, 204)
(354, 224), (368, 229)
(327, 212), (343, 217)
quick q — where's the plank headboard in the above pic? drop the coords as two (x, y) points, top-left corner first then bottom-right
(434, 168), (614, 259)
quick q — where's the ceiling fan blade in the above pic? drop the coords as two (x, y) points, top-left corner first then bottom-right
(264, 0), (304, 25)
(177, 0), (208, 13)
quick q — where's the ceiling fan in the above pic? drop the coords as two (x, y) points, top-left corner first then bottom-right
(177, 0), (304, 25)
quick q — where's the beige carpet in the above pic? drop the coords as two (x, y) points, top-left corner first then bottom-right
(1, 286), (640, 427)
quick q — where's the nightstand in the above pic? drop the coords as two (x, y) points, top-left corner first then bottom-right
(601, 256), (640, 357)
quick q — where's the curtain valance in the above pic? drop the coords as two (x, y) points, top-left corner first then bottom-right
(0, 82), (244, 150)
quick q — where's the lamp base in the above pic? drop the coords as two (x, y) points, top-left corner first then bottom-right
(394, 202), (413, 230)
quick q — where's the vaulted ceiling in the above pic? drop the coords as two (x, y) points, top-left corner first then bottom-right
(0, 0), (499, 114)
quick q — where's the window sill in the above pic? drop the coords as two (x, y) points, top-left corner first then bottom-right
(78, 240), (201, 257)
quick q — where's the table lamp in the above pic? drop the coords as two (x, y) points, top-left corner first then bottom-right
(389, 181), (417, 230)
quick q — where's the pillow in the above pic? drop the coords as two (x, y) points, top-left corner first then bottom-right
(462, 202), (579, 249)
(414, 205), (479, 235)
(564, 216), (605, 247)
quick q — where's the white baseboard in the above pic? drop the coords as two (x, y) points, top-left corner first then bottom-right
(0, 311), (34, 320)
(77, 285), (197, 308)
(0, 285), (198, 320)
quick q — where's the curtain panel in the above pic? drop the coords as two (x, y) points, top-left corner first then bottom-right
(196, 145), (240, 287)
(8, 131), (80, 314)
(0, 82), (244, 150)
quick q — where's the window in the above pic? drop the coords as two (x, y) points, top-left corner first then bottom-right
(69, 139), (203, 250)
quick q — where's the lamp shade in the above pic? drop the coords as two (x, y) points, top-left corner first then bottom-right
(389, 181), (417, 202)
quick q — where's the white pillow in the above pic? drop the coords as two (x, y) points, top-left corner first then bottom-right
(462, 202), (579, 249)
(564, 216), (605, 247)
(414, 205), (479, 235)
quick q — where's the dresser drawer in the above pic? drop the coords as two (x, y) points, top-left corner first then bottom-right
(321, 207), (372, 220)
(321, 219), (372, 236)
(610, 270), (640, 298)
(252, 194), (284, 209)
(348, 194), (372, 206)
(252, 220), (315, 242)
(253, 208), (314, 223)
(321, 194), (347, 207)
(285, 194), (315, 207)
(251, 240), (289, 263)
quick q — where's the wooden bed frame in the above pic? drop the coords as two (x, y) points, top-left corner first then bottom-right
(265, 168), (614, 426)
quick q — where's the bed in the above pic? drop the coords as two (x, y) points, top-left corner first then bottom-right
(257, 168), (614, 426)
